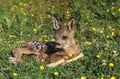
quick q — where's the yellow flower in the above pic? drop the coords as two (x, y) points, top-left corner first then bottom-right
(44, 40), (48, 42)
(29, 1), (32, 4)
(51, 38), (55, 42)
(39, 65), (45, 70)
(86, 15), (89, 19)
(118, 8), (120, 12)
(23, 12), (27, 16)
(112, 32), (115, 36)
(16, 40), (24, 44)
(31, 14), (34, 17)
(40, 16), (43, 19)
(43, 35), (47, 38)
(106, 35), (110, 38)
(112, 12), (115, 15)
(92, 27), (96, 31)
(33, 28), (37, 33)
(66, 10), (70, 14)
(106, 9), (110, 12)
(84, 41), (92, 46)
(66, 10), (70, 17)
(112, 28), (115, 31)
(101, 77), (105, 79)
(68, 53), (73, 58)
(111, 6), (115, 9)
(54, 71), (59, 76)
(52, 5), (55, 8)
(108, 26), (112, 30)
(13, 72), (18, 77)
(23, 3), (27, 7)
(19, 2), (23, 6)
(39, 37), (42, 41)
(96, 55), (101, 59)
(110, 76), (116, 79)
(109, 63), (114, 67)
(100, 30), (103, 34)
(9, 35), (15, 38)
(20, 8), (24, 12)
(80, 76), (86, 79)
(66, 14), (70, 17)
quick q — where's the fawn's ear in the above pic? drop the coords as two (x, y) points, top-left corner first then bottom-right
(68, 18), (75, 32)
(52, 17), (60, 30)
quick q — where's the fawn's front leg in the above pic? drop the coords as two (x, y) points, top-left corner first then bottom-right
(47, 53), (83, 67)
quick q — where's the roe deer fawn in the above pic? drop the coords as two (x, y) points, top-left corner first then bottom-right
(47, 17), (84, 67)
(9, 17), (83, 67)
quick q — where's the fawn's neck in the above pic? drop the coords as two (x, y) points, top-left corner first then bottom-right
(63, 38), (80, 54)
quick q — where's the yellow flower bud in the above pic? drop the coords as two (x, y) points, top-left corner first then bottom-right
(54, 71), (59, 76)
(51, 38), (55, 42)
(109, 63), (114, 67)
(68, 53), (73, 58)
(110, 76), (116, 79)
(13, 72), (18, 77)
(39, 66), (45, 70)
(80, 76), (86, 79)
(33, 28), (37, 33)
(92, 27), (96, 31)
(96, 55), (101, 58)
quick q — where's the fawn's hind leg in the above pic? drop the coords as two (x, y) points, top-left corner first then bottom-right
(47, 53), (84, 67)
(11, 48), (23, 63)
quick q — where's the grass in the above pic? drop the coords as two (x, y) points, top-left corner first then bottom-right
(0, 0), (120, 79)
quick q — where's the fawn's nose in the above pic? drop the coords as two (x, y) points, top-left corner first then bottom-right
(56, 38), (62, 43)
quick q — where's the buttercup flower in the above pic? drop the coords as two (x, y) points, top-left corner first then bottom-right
(31, 14), (34, 16)
(100, 30), (103, 34)
(13, 72), (18, 77)
(66, 10), (70, 14)
(43, 35), (47, 38)
(23, 12), (27, 16)
(110, 76), (116, 79)
(101, 77), (106, 79)
(54, 71), (59, 76)
(33, 28), (37, 33)
(44, 40), (48, 42)
(51, 38), (55, 42)
(118, 8), (120, 12)
(80, 76), (86, 79)
(23, 3), (27, 7)
(112, 32), (115, 36)
(39, 65), (45, 70)
(109, 63), (114, 67)
(106, 9), (110, 12)
(68, 53), (73, 58)
(106, 35), (110, 38)
(84, 41), (92, 46)
(92, 27), (96, 31)
(96, 55), (101, 59)
(111, 6), (115, 9)
(112, 12), (115, 15)
(19, 2), (23, 6)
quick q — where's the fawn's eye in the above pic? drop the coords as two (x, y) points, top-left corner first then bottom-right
(62, 36), (68, 40)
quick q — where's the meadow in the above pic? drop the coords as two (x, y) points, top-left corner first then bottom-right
(0, 0), (120, 79)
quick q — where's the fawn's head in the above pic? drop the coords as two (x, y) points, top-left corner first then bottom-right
(52, 17), (76, 48)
